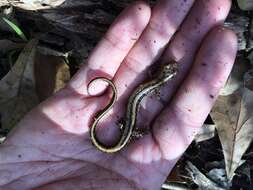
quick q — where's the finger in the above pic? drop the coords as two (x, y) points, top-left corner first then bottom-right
(139, 0), (232, 123)
(114, 0), (195, 108)
(153, 27), (237, 162)
(68, 1), (151, 95)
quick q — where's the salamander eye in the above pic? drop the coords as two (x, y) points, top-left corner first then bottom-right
(158, 62), (178, 80)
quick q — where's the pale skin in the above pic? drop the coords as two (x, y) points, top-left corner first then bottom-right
(0, 0), (237, 190)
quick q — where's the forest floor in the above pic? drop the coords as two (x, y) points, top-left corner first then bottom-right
(0, 0), (253, 189)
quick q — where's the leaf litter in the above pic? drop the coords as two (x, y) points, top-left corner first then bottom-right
(0, 40), (39, 131)
(167, 50), (253, 188)
(211, 87), (253, 182)
(1, 1), (253, 189)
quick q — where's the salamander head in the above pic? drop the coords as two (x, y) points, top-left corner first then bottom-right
(158, 61), (178, 81)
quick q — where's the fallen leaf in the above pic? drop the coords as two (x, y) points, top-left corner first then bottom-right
(34, 52), (70, 101)
(0, 40), (24, 54)
(186, 162), (227, 190)
(244, 69), (253, 90)
(0, 39), (39, 130)
(207, 168), (229, 188)
(7, 0), (65, 10)
(210, 87), (253, 181)
(237, 0), (253, 10)
(0, 0), (9, 7)
(161, 182), (189, 190)
(167, 163), (184, 182)
(0, 40), (25, 79)
(195, 124), (215, 143)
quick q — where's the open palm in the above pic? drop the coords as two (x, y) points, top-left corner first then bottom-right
(0, 1), (237, 190)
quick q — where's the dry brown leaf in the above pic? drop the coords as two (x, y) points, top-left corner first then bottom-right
(0, 40), (39, 130)
(0, 41), (70, 130)
(167, 164), (183, 182)
(165, 163), (189, 190)
(34, 52), (70, 101)
(210, 87), (253, 181)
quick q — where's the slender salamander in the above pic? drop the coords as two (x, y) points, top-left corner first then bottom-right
(88, 61), (178, 153)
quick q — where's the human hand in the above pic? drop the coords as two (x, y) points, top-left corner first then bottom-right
(0, 0), (237, 190)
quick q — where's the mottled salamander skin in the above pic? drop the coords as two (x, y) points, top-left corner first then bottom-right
(89, 61), (178, 153)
